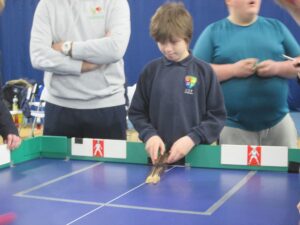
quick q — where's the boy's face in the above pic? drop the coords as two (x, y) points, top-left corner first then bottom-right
(157, 38), (189, 62)
(226, 0), (261, 19)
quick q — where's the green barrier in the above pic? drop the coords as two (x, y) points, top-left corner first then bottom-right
(11, 137), (41, 164)
(0, 136), (299, 172)
(40, 136), (69, 158)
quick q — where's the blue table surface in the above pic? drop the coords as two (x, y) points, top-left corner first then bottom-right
(0, 158), (299, 225)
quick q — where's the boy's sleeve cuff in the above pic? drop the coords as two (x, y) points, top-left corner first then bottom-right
(187, 132), (202, 145)
(141, 131), (158, 143)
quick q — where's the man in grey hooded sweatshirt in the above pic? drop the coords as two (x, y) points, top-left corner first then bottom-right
(30, 0), (131, 139)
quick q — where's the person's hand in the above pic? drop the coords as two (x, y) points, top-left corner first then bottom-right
(292, 59), (300, 72)
(297, 201), (300, 213)
(5, 134), (21, 150)
(145, 135), (165, 164)
(233, 58), (258, 78)
(167, 136), (195, 164)
(275, 0), (300, 25)
(52, 42), (63, 52)
(256, 60), (281, 77)
(275, 0), (300, 10)
(105, 31), (112, 37)
(81, 61), (100, 73)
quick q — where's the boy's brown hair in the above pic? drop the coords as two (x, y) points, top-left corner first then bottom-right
(150, 2), (193, 44)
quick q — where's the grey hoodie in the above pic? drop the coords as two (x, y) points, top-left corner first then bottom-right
(30, 0), (131, 109)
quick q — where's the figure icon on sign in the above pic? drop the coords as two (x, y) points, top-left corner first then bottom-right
(93, 140), (104, 157)
(248, 145), (261, 166)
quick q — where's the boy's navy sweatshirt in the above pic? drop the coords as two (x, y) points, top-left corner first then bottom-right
(128, 54), (226, 149)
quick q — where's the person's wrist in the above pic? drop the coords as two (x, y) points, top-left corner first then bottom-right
(61, 41), (73, 56)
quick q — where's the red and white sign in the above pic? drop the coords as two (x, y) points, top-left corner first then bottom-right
(71, 138), (126, 159)
(93, 139), (104, 157)
(221, 144), (288, 167)
(247, 145), (261, 166)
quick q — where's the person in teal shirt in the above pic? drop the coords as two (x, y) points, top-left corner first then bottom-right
(193, 0), (300, 148)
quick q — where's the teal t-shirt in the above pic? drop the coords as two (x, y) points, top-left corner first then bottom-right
(193, 17), (300, 131)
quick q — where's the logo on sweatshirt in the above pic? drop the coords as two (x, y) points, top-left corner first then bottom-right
(91, 5), (102, 15)
(85, 2), (104, 19)
(184, 75), (197, 94)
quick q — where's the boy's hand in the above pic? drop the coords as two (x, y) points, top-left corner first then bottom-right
(233, 58), (258, 78)
(145, 135), (165, 164)
(5, 134), (21, 150)
(297, 201), (300, 213)
(292, 59), (300, 72)
(167, 136), (195, 164)
(256, 60), (280, 77)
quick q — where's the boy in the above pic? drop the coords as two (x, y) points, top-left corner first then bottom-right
(128, 2), (226, 164)
(193, 0), (300, 148)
